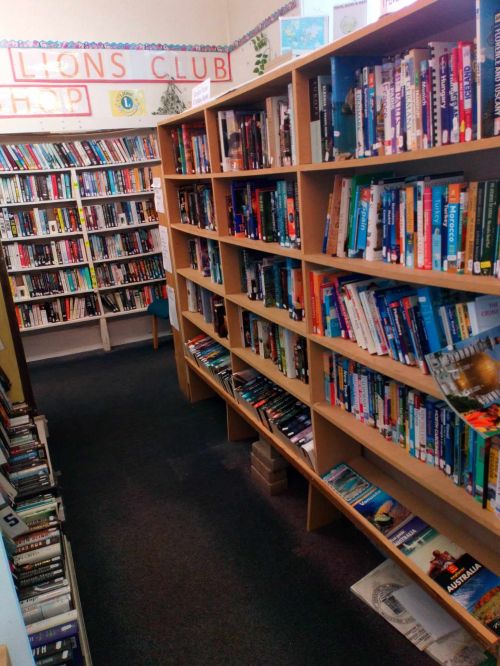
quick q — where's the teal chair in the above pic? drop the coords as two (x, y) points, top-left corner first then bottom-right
(147, 298), (169, 350)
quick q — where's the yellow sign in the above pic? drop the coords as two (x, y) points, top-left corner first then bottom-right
(109, 90), (146, 117)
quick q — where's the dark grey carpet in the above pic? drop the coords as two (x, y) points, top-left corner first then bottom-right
(29, 341), (433, 666)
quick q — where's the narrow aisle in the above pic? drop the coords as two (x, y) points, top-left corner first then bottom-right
(29, 342), (432, 666)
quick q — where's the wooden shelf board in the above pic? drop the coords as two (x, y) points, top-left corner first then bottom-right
(163, 173), (212, 181)
(182, 310), (231, 349)
(0, 198), (76, 207)
(19, 315), (100, 332)
(314, 454), (500, 649)
(92, 250), (161, 264)
(213, 165), (298, 179)
(2, 231), (83, 242)
(304, 253), (500, 296)
(231, 345), (311, 405)
(8, 261), (88, 273)
(301, 136), (500, 173)
(14, 289), (94, 304)
(177, 266), (225, 296)
(314, 401), (500, 538)
(98, 277), (165, 291)
(87, 221), (159, 235)
(309, 333), (441, 399)
(170, 223), (218, 239)
(76, 158), (160, 171)
(184, 354), (314, 477)
(226, 292), (307, 336)
(219, 235), (302, 259)
(104, 307), (149, 319)
(80, 190), (154, 201)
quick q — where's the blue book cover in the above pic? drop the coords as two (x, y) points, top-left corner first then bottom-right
(353, 487), (412, 535)
(388, 515), (429, 548)
(444, 409), (453, 476)
(330, 56), (381, 157)
(416, 287), (445, 353)
(477, 0), (498, 138)
(431, 185), (446, 270)
(321, 462), (373, 504)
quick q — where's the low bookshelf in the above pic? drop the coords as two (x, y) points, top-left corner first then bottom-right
(159, 0), (500, 657)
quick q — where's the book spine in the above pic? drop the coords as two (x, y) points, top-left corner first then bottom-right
(495, 13), (500, 137)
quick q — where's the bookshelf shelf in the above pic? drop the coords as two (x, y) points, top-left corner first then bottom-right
(98, 277), (165, 291)
(91, 250), (161, 264)
(14, 289), (95, 304)
(305, 254), (500, 296)
(314, 401), (500, 539)
(309, 333), (441, 399)
(182, 310), (231, 349)
(219, 236), (302, 259)
(226, 292), (306, 336)
(103, 307), (149, 318)
(0, 160), (160, 177)
(8, 260), (88, 273)
(177, 267), (225, 296)
(1, 198), (76, 207)
(231, 346), (311, 405)
(2, 231), (84, 242)
(170, 223), (218, 239)
(19, 314), (100, 332)
(159, 0), (500, 654)
(80, 190), (154, 201)
(86, 221), (159, 235)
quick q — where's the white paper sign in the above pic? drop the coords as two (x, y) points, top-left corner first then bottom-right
(158, 226), (172, 273)
(167, 285), (179, 330)
(191, 78), (211, 108)
(152, 177), (165, 214)
(393, 584), (460, 641)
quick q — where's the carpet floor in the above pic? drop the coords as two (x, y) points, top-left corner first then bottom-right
(29, 341), (433, 666)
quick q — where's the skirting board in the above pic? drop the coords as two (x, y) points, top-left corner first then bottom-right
(22, 313), (171, 362)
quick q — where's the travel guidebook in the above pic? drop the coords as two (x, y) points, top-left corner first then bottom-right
(321, 462), (373, 504)
(352, 488), (413, 536)
(426, 324), (500, 436)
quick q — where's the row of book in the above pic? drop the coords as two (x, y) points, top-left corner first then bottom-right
(178, 183), (216, 230)
(323, 462), (500, 636)
(323, 352), (491, 503)
(322, 173), (500, 276)
(185, 334), (232, 393)
(0, 206), (81, 239)
(169, 124), (211, 175)
(84, 200), (158, 231)
(4, 238), (86, 270)
(188, 237), (223, 285)
(100, 283), (167, 314)
(186, 281), (227, 338)
(77, 167), (154, 198)
(15, 294), (100, 329)
(240, 250), (303, 321)
(218, 91), (295, 172)
(94, 256), (165, 288)
(233, 368), (313, 464)
(9, 268), (93, 301)
(88, 228), (160, 262)
(0, 132), (159, 172)
(0, 370), (87, 663)
(310, 268), (500, 374)
(0, 173), (73, 205)
(240, 310), (308, 383)
(227, 179), (300, 248)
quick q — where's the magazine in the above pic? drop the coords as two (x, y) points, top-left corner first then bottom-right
(426, 324), (500, 436)
(321, 463), (373, 504)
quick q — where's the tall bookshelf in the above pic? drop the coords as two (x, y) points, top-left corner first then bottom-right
(0, 129), (169, 360)
(158, 0), (500, 658)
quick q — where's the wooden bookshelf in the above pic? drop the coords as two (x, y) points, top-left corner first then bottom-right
(0, 129), (168, 352)
(158, 0), (500, 654)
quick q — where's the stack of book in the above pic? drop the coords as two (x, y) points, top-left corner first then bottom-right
(323, 351), (497, 506)
(186, 280), (227, 338)
(100, 282), (167, 313)
(240, 250), (303, 321)
(188, 237), (223, 284)
(169, 123), (211, 174)
(322, 173), (500, 276)
(0, 206), (81, 238)
(323, 462), (500, 639)
(83, 200), (157, 230)
(218, 90), (296, 171)
(310, 270), (500, 372)
(15, 294), (100, 329)
(77, 166), (154, 198)
(9, 267), (93, 301)
(227, 179), (300, 248)
(240, 310), (308, 383)
(94, 255), (165, 287)
(4, 238), (86, 270)
(233, 368), (313, 464)
(177, 183), (216, 230)
(0, 132), (159, 171)
(88, 227), (161, 261)
(185, 334), (232, 393)
(0, 368), (87, 663)
(0, 173), (73, 204)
